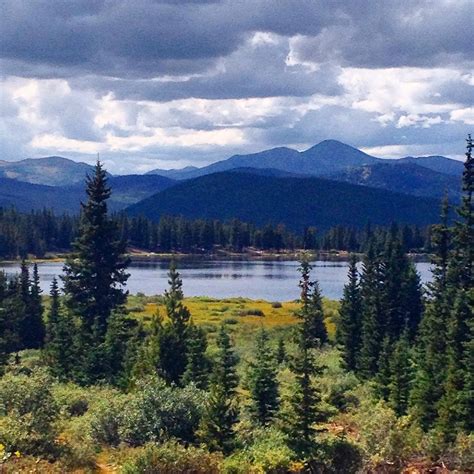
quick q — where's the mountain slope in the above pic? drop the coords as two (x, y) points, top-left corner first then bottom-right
(0, 156), (97, 186)
(0, 178), (82, 213)
(397, 155), (464, 176)
(127, 171), (441, 231)
(330, 162), (460, 201)
(0, 174), (176, 214)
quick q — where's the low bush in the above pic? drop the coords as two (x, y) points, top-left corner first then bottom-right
(238, 309), (264, 317)
(271, 301), (283, 308)
(223, 318), (239, 325)
(120, 441), (222, 473)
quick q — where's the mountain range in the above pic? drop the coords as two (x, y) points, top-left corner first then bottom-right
(0, 140), (465, 228)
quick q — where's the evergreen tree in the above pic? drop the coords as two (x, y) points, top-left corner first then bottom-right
(297, 256), (327, 347)
(388, 331), (413, 417)
(337, 254), (362, 371)
(410, 197), (451, 430)
(26, 263), (45, 349)
(358, 244), (385, 377)
(199, 324), (239, 453)
(62, 161), (129, 340)
(247, 328), (280, 425)
(182, 323), (210, 389)
(157, 262), (192, 384)
(45, 278), (76, 379)
(275, 337), (287, 365)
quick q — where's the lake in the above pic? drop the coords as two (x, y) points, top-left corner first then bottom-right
(0, 258), (433, 301)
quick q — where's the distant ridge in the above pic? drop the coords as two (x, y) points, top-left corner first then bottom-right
(127, 170), (441, 231)
(146, 139), (462, 181)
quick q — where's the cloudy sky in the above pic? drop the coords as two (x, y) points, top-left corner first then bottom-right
(1, 0), (472, 173)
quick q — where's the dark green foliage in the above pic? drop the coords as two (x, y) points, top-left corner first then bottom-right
(388, 331), (413, 417)
(26, 263), (45, 349)
(275, 337), (286, 364)
(44, 278), (76, 379)
(182, 323), (210, 389)
(247, 329), (280, 425)
(63, 161), (129, 339)
(199, 325), (239, 453)
(297, 257), (327, 347)
(61, 161), (130, 383)
(336, 254), (362, 371)
(157, 262), (191, 385)
(127, 171), (441, 232)
(358, 246), (385, 378)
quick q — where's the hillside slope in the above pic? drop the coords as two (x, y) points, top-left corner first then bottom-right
(127, 171), (441, 231)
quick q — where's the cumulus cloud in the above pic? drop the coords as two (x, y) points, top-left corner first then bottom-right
(0, 0), (472, 172)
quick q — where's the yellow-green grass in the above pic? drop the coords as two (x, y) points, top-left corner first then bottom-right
(126, 295), (340, 342)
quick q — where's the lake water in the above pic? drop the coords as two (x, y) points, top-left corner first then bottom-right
(0, 259), (433, 301)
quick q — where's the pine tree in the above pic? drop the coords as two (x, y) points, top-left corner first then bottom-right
(247, 328), (280, 425)
(199, 324), (239, 453)
(62, 161), (129, 340)
(27, 263), (45, 349)
(182, 323), (210, 389)
(45, 278), (76, 379)
(275, 337), (287, 365)
(388, 331), (413, 417)
(297, 256), (327, 347)
(158, 262), (192, 384)
(337, 254), (362, 371)
(410, 197), (451, 430)
(358, 244), (384, 377)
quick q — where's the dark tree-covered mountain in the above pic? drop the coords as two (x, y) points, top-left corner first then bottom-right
(0, 175), (176, 214)
(330, 162), (460, 201)
(127, 171), (441, 232)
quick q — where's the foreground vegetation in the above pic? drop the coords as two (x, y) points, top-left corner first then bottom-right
(0, 137), (472, 472)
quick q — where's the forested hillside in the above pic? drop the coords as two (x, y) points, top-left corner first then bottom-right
(128, 171), (441, 231)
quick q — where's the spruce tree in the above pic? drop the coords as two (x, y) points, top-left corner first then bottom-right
(157, 262), (192, 384)
(275, 337), (287, 365)
(45, 278), (76, 379)
(182, 323), (210, 389)
(297, 256), (327, 347)
(358, 244), (384, 377)
(410, 197), (451, 430)
(27, 263), (45, 349)
(388, 331), (413, 417)
(62, 161), (129, 339)
(199, 324), (239, 453)
(247, 328), (280, 425)
(337, 254), (362, 371)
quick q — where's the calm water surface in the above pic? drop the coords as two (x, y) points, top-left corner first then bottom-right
(0, 259), (433, 301)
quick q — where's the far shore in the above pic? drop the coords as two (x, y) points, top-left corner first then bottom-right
(0, 247), (432, 264)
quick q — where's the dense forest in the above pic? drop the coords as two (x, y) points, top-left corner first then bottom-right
(0, 207), (430, 259)
(0, 137), (472, 472)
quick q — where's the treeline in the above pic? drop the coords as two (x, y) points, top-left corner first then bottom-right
(338, 136), (473, 440)
(0, 206), (430, 259)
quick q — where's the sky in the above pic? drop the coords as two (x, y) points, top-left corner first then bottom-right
(1, 0), (473, 174)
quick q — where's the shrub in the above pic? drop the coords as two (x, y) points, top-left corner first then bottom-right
(0, 369), (59, 457)
(120, 441), (222, 473)
(223, 428), (294, 473)
(52, 383), (91, 418)
(315, 434), (363, 473)
(238, 309), (264, 317)
(119, 377), (207, 446)
(271, 302), (283, 308)
(223, 318), (239, 325)
(128, 304), (145, 313)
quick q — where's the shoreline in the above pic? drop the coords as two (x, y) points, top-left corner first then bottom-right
(0, 248), (432, 264)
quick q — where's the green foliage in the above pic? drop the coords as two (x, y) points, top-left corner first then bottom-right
(247, 329), (280, 426)
(182, 323), (210, 389)
(223, 427), (294, 473)
(121, 441), (222, 474)
(0, 370), (59, 457)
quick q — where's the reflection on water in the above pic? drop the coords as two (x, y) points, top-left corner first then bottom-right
(0, 259), (433, 301)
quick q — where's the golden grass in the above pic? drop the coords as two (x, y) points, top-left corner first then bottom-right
(127, 296), (339, 341)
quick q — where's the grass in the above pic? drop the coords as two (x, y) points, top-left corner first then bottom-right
(126, 295), (340, 345)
